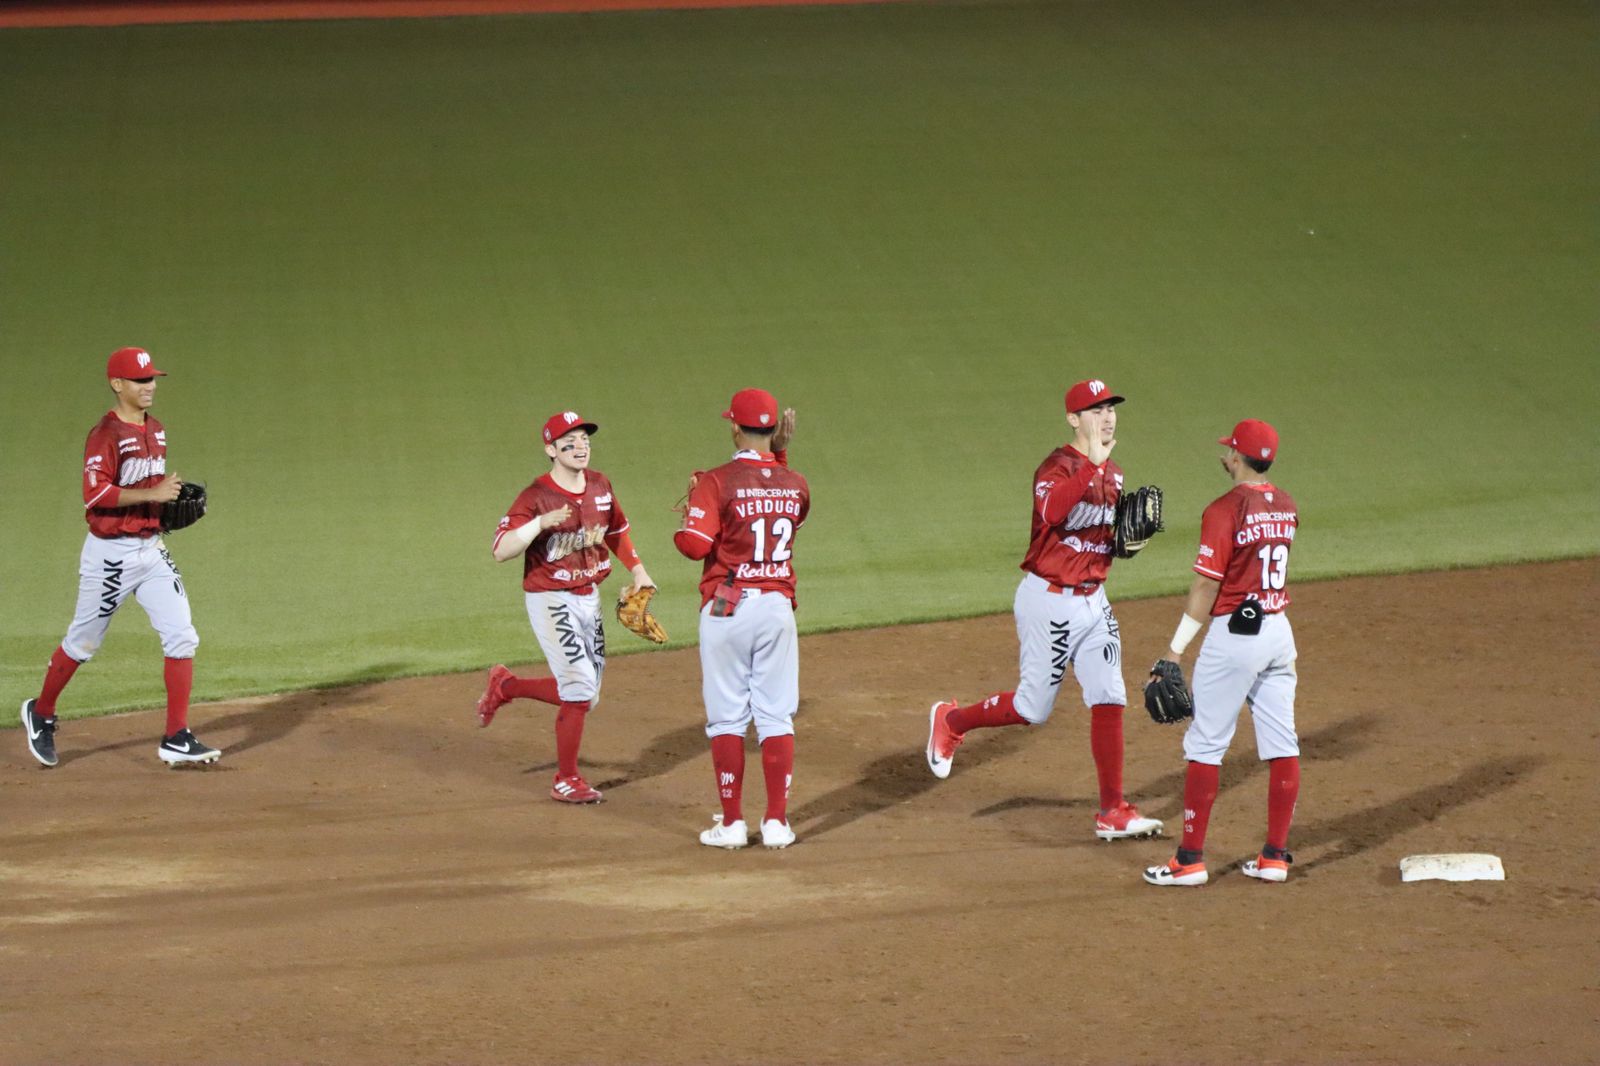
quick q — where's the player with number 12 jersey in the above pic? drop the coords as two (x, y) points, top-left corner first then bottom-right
(675, 389), (809, 850)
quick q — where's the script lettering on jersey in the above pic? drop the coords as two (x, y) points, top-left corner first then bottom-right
(734, 561), (793, 581)
(544, 523), (609, 563)
(1251, 591), (1291, 612)
(1061, 501), (1115, 532)
(1234, 510), (1299, 547)
(118, 455), (167, 486)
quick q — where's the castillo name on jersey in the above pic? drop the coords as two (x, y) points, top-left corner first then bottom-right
(1194, 482), (1299, 616)
(495, 470), (629, 593)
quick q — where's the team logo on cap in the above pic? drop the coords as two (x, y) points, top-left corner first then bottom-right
(1260, 447), (1271, 458)
(137, 351), (151, 369)
(1088, 380), (1105, 395)
(759, 413), (771, 425)
(562, 411), (578, 425)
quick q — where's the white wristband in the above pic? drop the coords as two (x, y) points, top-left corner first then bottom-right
(506, 515), (542, 552)
(1168, 613), (1204, 657)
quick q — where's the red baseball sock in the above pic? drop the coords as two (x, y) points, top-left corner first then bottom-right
(1090, 703), (1125, 810)
(711, 734), (745, 823)
(36, 646), (81, 718)
(760, 734), (794, 824)
(1181, 761), (1221, 855)
(1266, 756), (1301, 851)
(946, 691), (1026, 735)
(503, 676), (561, 705)
(163, 657), (193, 736)
(553, 701), (589, 779)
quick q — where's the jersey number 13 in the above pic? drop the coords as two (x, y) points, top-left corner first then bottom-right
(1257, 544), (1289, 590)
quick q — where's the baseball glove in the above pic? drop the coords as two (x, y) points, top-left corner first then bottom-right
(160, 481), (207, 533)
(1144, 658), (1194, 725)
(616, 584), (668, 644)
(1113, 484), (1164, 558)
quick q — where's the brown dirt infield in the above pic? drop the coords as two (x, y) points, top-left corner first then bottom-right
(2, 558), (1596, 1065)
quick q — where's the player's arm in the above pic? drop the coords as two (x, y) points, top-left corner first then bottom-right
(1036, 463), (1098, 526)
(1164, 500), (1233, 660)
(602, 496), (653, 589)
(82, 438), (180, 508)
(1165, 574), (1222, 661)
(491, 503), (571, 562)
(673, 472), (720, 561)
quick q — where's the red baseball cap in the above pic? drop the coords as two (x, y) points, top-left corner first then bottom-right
(106, 347), (167, 379)
(542, 410), (599, 444)
(1219, 418), (1280, 461)
(722, 388), (779, 429)
(1065, 379), (1125, 413)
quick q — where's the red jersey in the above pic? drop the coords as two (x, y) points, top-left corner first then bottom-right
(82, 410), (167, 539)
(1020, 445), (1123, 588)
(675, 451), (810, 607)
(494, 470), (629, 593)
(1193, 482), (1299, 616)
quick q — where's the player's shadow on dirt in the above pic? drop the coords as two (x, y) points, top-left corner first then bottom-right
(969, 712), (1380, 822)
(1284, 753), (1545, 876)
(56, 669), (398, 765)
(790, 727), (1033, 840)
(588, 723), (708, 792)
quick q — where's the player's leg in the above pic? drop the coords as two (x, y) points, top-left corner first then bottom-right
(525, 591), (602, 803)
(1242, 616), (1300, 883)
(747, 594), (799, 848)
(925, 575), (1051, 779)
(1146, 620), (1258, 886)
(132, 543), (216, 766)
(25, 536), (134, 767)
(699, 601), (755, 848)
(1069, 592), (1160, 840)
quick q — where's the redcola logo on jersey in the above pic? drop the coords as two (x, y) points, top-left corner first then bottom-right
(735, 561), (793, 580)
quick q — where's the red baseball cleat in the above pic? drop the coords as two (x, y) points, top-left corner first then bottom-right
(477, 664), (514, 728)
(1094, 801), (1164, 841)
(925, 700), (963, 779)
(551, 774), (604, 804)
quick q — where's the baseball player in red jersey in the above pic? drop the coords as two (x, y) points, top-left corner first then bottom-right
(20, 348), (219, 768)
(925, 379), (1162, 840)
(475, 411), (656, 805)
(674, 389), (809, 849)
(1144, 419), (1301, 887)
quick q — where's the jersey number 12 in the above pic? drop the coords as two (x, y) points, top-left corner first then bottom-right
(750, 517), (794, 563)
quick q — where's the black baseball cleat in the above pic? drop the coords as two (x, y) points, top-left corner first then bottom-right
(21, 699), (58, 768)
(158, 728), (221, 767)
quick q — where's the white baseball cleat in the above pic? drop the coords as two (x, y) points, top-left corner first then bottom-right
(1142, 857), (1209, 887)
(760, 819), (796, 849)
(925, 700), (962, 779)
(699, 814), (749, 849)
(1094, 801), (1163, 841)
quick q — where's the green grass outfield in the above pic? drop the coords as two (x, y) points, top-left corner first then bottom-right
(2, 0), (1596, 716)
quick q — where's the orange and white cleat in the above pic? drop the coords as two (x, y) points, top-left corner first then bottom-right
(1143, 856), (1209, 887)
(1242, 852), (1293, 883)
